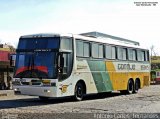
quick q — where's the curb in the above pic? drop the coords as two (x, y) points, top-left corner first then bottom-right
(0, 90), (15, 97)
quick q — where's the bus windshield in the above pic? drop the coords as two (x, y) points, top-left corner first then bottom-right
(14, 37), (60, 79)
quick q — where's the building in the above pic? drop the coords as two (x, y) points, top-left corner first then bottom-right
(0, 44), (15, 90)
(150, 56), (160, 83)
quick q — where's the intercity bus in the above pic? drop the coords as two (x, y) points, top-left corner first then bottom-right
(13, 32), (150, 101)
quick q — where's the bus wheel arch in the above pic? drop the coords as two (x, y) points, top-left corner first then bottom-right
(74, 80), (86, 101)
(133, 78), (141, 93)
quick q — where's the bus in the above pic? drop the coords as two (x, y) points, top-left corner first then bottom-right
(13, 32), (150, 101)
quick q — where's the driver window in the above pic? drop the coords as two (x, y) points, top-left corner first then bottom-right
(60, 37), (72, 50)
(59, 37), (73, 80)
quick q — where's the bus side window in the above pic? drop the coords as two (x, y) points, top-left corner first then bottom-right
(145, 50), (150, 61)
(105, 45), (112, 59)
(111, 46), (116, 59)
(122, 48), (127, 60)
(117, 47), (123, 60)
(142, 51), (145, 61)
(83, 42), (90, 57)
(98, 44), (103, 58)
(76, 40), (83, 57)
(133, 49), (136, 61)
(128, 49), (133, 60)
(92, 43), (99, 58)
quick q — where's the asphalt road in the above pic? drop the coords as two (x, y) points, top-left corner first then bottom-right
(0, 85), (160, 119)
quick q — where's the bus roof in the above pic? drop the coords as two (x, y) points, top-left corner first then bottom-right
(72, 34), (147, 50)
(80, 31), (140, 46)
(20, 33), (61, 38)
(20, 32), (147, 50)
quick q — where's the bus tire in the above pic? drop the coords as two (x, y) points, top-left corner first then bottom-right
(39, 96), (49, 101)
(127, 79), (134, 94)
(133, 79), (140, 93)
(74, 82), (85, 101)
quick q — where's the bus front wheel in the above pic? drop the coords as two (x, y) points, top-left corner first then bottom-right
(74, 82), (85, 101)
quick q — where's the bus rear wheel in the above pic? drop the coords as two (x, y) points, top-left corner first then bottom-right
(133, 80), (140, 93)
(127, 79), (134, 94)
(120, 80), (134, 94)
(74, 82), (85, 101)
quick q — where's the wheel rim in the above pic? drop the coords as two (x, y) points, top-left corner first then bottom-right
(77, 86), (83, 98)
(75, 83), (84, 100)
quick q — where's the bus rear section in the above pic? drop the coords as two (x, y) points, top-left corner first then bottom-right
(75, 36), (150, 96)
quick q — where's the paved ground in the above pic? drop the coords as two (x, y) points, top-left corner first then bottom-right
(0, 85), (160, 119)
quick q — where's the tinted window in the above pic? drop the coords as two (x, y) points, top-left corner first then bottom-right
(142, 51), (145, 61)
(91, 43), (104, 58)
(137, 50), (145, 61)
(122, 48), (127, 60)
(145, 51), (150, 61)
(76, 40), (90, 57)
(105, 45), (116, 59)
(118, 47), (123, 60)
(128, 49), (133, 60)
(112, 46), (116, 59)
(18, 37), (60, 49)
(61, 37), (72, 50)
(128, 49), (137, 61)
(133, 50), (136, 61)
(105, 45), (112, 59)
(76, 40), (83, 57)
(84, 42), (90, 57)
(92, 43), (99, 58)
(99, 45), (103, 58)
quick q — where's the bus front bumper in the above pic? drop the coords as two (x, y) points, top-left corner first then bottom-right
(13, 85), (58, 97)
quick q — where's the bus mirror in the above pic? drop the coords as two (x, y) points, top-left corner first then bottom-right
(58, 54), (64, 74)
(60, 55), (64, 68)
(59, 49), (72, 54)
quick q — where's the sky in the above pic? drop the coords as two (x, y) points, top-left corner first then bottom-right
(0, 0), (160, 55)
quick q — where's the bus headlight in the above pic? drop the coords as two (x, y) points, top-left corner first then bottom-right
(14, 88), (19, 91)
(44, 89), (51, 93)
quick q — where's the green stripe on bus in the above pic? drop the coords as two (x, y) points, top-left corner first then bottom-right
(87, 60), (113, 92)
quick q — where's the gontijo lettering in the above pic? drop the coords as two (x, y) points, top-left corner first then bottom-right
(118, 64), (135, 70)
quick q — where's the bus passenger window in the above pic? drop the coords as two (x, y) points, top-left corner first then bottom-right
(117, 47), (123, 60)
(111, 46), (116, 59)
(105, 45), (111, 59)
(92, 43), (99, 58)
(122, 48), (127, 60)
(84, 42), (90, 57)
(133, 50), (136, 61)
(145, 51), (149, 61)
(76, 40), (83, 57)
(98, 45), (103, 58)
(128, 49), (133, 60)
(142, 51), (145, 61)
